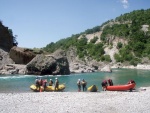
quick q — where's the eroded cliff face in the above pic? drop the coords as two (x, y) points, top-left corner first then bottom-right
(0, 49), (14, 70)
(26, 50), (70, 75)
(0, 22), (13, 52)
(9, 46), (36, 64)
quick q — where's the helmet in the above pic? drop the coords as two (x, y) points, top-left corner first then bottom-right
(50, 79), (52, 80)
(55, 78), (57, 79)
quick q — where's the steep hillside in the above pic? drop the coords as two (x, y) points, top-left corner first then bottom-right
(43, 9), (150, 66)
(0, 21), (14, 52)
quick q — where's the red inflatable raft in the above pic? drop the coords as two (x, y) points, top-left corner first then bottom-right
(106, 83), (136, 91)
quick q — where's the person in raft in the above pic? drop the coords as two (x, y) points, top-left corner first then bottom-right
(49, 79), (53, 86)
(54, 78), (59, 91)
(35, 77), (40, 91)
(43, 79), (47, 91)
(81, 79), (87, 91)
(101, 80), (108, 91)
(108, 79), (113, 86)
(39, 77), (43, 87)
(77, 79), (81, 92)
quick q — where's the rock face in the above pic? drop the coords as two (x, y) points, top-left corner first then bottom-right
(0, 64), (26, 75)
(137, 64), (150, 70)
(26, 50), (70, 75)
(0, 22), (13, 52)
(0, 49), (14, 70)
(0, 48), (27, 75)
(9, 46), (36, 64)
(66, 47), (103, 73)
(100, 65), (112, 72)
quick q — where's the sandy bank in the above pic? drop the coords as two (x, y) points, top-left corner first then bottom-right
(0, 87), (150, 113)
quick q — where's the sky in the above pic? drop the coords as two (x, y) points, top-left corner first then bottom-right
(0, 0), (150, 48)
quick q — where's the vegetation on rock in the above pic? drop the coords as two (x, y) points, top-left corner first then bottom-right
(43, 9), (150, 66)
(0, 20), (18, 51)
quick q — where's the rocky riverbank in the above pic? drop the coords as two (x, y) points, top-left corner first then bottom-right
(0, 46), (150, 75)
(0, 87), (149, 113)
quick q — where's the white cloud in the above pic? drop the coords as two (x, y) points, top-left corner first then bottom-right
(122, 0), (128, 4)
(120, 0), (129, 9)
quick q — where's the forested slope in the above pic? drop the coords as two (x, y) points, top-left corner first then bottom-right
(43, 9), (150, 66)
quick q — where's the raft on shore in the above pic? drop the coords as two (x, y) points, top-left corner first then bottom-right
(106, 83), (136, 91)
(30, 84), (65, 92)
(88, 85), (98, 92)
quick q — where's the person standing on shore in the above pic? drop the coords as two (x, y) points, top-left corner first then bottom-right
(81, 79), (87, 91)
(38, 77), (43, 92)
(108, 79), (113, 86)
(35, 77), (40, 91)
(101, 80), (108, 91)
(39, 77), (43, 86)
(54, 78), (59, 91)
(77, 79), (81, 92)
(128, 80), (135, 84)
(43, 79), (47, 91)
(49, 79), (53, 86)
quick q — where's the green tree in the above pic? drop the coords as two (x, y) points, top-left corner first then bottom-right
(8, 29), (18, 46)
(101, 55), (111, 62)
(90, 36), (98, 43)
(114, 53), (123, 62)
(117, 42), (123, 49)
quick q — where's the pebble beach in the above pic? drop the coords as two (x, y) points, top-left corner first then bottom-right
(0, 87), (150, 113)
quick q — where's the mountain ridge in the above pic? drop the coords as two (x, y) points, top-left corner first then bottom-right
(1, 8), (150, 75)
(43, 8), (150, 67)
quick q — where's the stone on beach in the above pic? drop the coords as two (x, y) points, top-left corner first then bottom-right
(0, 87), (150, 113)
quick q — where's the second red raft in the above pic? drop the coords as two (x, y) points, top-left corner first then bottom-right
(106, 83), (136, 91)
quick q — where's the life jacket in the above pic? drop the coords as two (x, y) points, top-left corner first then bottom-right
(35, 79), (39, 85)
(39, 79), (43, 86)
(82, 81), (86, 86)
(55, 80), (59, 85)
(43, 79), (47, 85)
(128, 80), (135, 84)
(77, 81), (81, 85)
(103, 80), (107, 84)
(108, 79), (113, 86)
(49, 81), (53, 86)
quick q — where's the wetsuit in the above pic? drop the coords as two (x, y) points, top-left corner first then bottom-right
(77, 81), (81, 91)
(55, 80), (59, 90)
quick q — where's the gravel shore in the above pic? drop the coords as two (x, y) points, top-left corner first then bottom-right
(0, 87), (150, 113)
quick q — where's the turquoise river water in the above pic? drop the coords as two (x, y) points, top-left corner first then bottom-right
(0, 68), (150, 93)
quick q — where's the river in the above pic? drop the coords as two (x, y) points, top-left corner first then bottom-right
(0, 68), (150, 93)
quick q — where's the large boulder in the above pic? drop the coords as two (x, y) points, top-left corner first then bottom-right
(100, 65), (112, 72)
(9, 46), (36, 64)
(26, 50), (70, 75)
(0, 49), (14, 70)
(0, 22), (13, 52)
